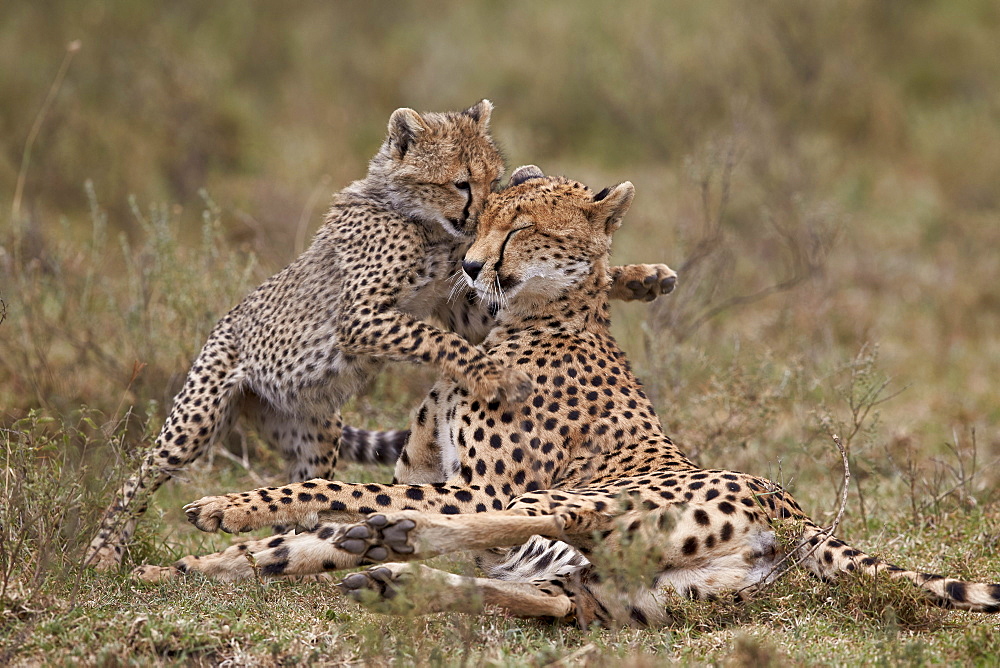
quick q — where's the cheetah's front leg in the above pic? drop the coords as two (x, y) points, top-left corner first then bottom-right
(336, 309), (532, 404)
(135, 511), (562, 582)
(183, 479), (506, 534)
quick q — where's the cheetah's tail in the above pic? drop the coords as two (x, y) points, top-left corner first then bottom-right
(340, 426), (409, 465)
(797, 524), (1000, 612)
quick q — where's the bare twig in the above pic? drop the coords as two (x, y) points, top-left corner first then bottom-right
(654, 130), (836, 344)
(12, 40), (82, 221)
(740, 433), (851, 596)
(544, 643), (597, 667)
(213, 444), (267, 486)
(914, 428), (997, 516)
(915, 460), (1000, 516)
(678, 140), (739, 277)
(295, 175), (333, 255)
(682, 273), (815, 335)
(827, 434), (851, 537)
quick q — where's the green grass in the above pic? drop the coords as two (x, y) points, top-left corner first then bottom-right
(3, 447), (1000, 666)
(3, 0), (1000, 664)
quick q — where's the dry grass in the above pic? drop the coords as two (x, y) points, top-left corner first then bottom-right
(2, 0), (1000, 664)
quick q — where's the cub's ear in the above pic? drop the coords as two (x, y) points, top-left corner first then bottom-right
(387, 107), (429, 158)
(588, 182), (635, 235)
(509, 165), (545, 187)
(463, 99), (493, 127)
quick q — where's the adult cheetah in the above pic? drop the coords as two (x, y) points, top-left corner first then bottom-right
(136, 167), (1000, 626)
(86, 102), (675, 570)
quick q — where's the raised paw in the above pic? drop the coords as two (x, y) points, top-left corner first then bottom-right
(334, 514), (418, 563)
(611, 263), (678, 302)
(131, 564), (182, 583)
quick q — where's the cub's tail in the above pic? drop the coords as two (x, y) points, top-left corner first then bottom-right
(340, 426), (409, 465)
(798, 525), (1000, 612)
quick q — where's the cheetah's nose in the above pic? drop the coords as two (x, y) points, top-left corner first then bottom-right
(462, 260), (484, 281)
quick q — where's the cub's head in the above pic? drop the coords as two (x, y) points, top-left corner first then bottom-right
(369, 100), (504, 239)
(462, 165), (634, 313)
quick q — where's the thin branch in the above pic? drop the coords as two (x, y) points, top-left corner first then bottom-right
(827, 434), (851, 537)
(294, 175), (332, 256)
(213, 444), (267, 487)
(678, 141), (738, 276)
(740, 433), (851, 596)
(12, 40), (82, 221)
(683, 272), (814, 335)
(917, 454), (1000, 515)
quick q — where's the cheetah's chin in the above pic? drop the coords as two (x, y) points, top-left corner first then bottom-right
(475, 281), (524, 311)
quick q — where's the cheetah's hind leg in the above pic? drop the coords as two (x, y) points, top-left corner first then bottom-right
(86, 321), (245, 570)
(338, 562), (574, 619)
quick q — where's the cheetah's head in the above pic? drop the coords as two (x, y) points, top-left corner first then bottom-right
(462, 165), (634, 313)
(368, 100), (504, 239)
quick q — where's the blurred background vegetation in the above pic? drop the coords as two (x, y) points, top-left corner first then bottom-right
(4, 0), (1000, 501)
(2, 0), (1000, 663)
(0, 0), (1000, 560)
(4, 0), (998, 449)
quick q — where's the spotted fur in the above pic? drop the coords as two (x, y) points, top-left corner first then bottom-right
(135, 172), (998, 626)
(86, 107), (676, 571)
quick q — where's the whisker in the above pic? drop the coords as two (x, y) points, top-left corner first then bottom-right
(495, 274), (508, 311)
(488, 278), (499, 310)
(447, 269), (468, 303)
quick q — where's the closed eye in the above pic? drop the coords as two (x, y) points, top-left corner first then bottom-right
(505, 224), (534, 243)
(497, 224), (534, 269)
(455, 181), (470, 191)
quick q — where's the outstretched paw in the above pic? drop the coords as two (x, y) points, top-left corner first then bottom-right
(334, 514), (418, 563)
(611, 263), (678, 302)
(184, 494), (253, 533)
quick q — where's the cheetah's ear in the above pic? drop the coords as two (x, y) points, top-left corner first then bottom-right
(588, 182), (635, 235)
(387, 107), (429, 159)
(509, 165), (544, 187)
(463, 99), (493, 128)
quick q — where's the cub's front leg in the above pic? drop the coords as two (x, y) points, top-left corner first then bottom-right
(336, 308), (531, 403)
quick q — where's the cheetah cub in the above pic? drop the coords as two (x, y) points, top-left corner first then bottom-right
(87, 101), (676, 570)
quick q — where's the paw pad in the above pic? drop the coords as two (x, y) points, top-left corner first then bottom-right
(333, 515), (417, 561)
(338, 566), (408, 600)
